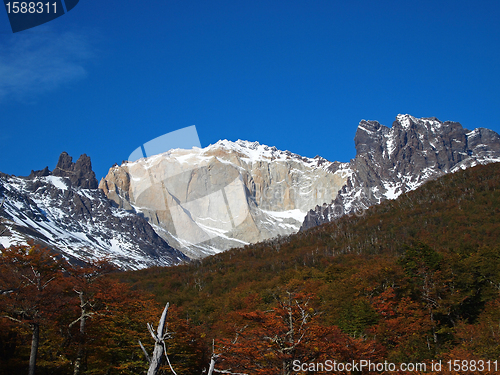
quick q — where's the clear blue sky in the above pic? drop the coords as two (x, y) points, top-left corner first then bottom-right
(0, 0), (499, 180)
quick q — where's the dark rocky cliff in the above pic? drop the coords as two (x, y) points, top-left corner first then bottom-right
(301, 115), (500, 230)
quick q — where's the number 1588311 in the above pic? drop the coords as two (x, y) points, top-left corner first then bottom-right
(5, 2), (57, 14)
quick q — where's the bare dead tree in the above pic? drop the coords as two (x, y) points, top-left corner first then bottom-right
(67, 259), (115, 375)
(139, 303), (178, 375)
(207, 352), (249, 375)
(207, 355), (249, 375)
(141, 304), (247, 375)
(69, 289), (97, 375)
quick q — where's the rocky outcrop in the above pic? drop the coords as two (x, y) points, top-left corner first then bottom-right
(26, 152), (99, 189)
(301, 115), (500, 230)
(28, 166), (50, 178)
(52, 152), (99, 189)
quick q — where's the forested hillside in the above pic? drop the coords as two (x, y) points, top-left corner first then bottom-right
(1, 162), (500, 374)
(119, 162), (500, 374)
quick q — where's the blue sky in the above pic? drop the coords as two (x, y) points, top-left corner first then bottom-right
(0, 0), (499, 180)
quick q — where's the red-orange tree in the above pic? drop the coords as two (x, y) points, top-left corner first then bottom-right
(216, 291), (381, 375)
(63, 259), (116, 375)
(0, 244), (68, 375)
(369, 287), (432, 363)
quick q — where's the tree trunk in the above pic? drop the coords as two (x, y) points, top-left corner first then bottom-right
(207, 356), (216, 375)
(73, 311), (87, 375)
(147, 343), (164, 375)
(28, 323), (39, 375)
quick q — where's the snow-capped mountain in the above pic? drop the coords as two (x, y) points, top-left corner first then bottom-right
(3, 114), (500, 266)
(0, 153), (188, 270)
(100, 115), (500, 259)
(301, 114), (500, 230)
(100, 140), (351, 259)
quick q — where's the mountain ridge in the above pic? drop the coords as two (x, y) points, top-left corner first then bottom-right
(100, 114), (500, 259)
(2, 114), (500, 267)
(300, 114), (500, 229)
(0, 153), (188, 270)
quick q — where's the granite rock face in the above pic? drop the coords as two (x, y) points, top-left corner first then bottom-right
(100, 140), (350, 259)
(300, 114), (500, 230)
(0, 153), (187, 270)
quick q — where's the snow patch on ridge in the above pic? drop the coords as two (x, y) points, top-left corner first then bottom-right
(261, 209), (307, 223)
(397, 114), (413, 129)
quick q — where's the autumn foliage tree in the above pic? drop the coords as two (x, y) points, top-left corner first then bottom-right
(0, 245), (174, 375)
(64, 259), (116, 375)
(216, 291), (381, 375)
(369, 287), (432, 363)
(0, 244), (68, 375)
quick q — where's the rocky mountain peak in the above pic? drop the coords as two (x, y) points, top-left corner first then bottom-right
(301, 114), (500, 231)
(54, 151), (73, 171)
(354, 120), (390, 155)
(211, 139), (283, 160)
(52, 152), (98, 189)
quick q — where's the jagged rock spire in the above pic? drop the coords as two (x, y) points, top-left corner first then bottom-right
(52, 152), (98, 189)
